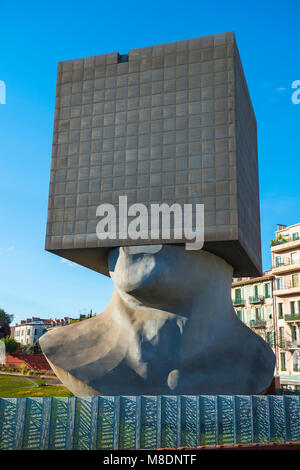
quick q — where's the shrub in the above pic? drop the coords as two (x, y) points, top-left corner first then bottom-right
(0, 336), (18, 354)
(20, 341), (42, 354)
(19, 364), (28, 375)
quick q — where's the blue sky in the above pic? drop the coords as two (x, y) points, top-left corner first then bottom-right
(0, 0), (299, 324)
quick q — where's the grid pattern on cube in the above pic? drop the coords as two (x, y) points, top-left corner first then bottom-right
(46, 32), (238, 252)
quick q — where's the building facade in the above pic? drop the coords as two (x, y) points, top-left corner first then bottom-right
(272, 223), (300, 390)
(232, 273), (275, 352)
(13, 317), (73, 345)
(231, 223), (300, 391)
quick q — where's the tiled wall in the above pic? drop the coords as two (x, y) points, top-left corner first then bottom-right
(46, 32), (261, 276)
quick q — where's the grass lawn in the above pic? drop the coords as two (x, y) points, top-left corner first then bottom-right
(0, 375), (73, 398)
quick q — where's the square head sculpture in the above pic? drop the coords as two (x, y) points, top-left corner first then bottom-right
(46, 31), (261, 277)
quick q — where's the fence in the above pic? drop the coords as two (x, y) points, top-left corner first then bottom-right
(0, 395), (300, 450)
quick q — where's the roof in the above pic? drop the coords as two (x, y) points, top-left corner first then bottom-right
(276, 222), (300, 235)
(232, 273), (274, 287)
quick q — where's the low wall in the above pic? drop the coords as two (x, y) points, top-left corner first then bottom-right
(0, 395), (300, 450)
(5, 353), (51, 371)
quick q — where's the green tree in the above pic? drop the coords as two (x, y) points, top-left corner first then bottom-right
(0, 336), (18, 354)
(0, 309), (13, 325)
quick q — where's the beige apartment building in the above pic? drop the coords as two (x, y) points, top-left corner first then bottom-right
(272, 223), (300, 390)
(232, 273), (275, 353)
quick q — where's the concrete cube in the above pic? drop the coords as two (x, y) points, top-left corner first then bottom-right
(46, 31), (261, 277)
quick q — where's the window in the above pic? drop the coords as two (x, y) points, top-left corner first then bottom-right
(291, 252), (298, 265)
(255, 308), (263, 320)
(293, 232), (299, 241)
(280, 352), (286, 371)
(245, 286), (251, 300)
(278, 303), (283, 318)
(277, 278), (283, 289)
(292, 274), (299, 287)
(291, 325), (297, 342)
(235, 288), (242, 300)
(265, 331), (275, 348)
(264, 283), (271, 298)
(290, 301), (296, 315)
(236, 310), (243, 321)
(276, 256), (282, 267)
(27, 329), (30, 336)
(254, 285), (259, 298)
(34, 329), (37, 336)
(279, 327), (285, 346)
(293, 357), (300, 372)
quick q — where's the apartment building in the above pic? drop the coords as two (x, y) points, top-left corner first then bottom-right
(232, 273), (275, 352)
(272, 223), (300, 390)
(13, 317), (73, 345)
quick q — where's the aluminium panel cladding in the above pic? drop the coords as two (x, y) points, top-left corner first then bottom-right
(46, 31), (261, 276)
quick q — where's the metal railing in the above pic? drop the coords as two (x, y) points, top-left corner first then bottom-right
(233, 298), (245, 306)
(273, 257), (300, 269)
(1, 395), (300, 449)
(276, 280), (300, 291)
(279, 340), (300, 349)
(285, 314), (300, 322)
(249, 319), (266, 328)
(249, 296), (264, 304)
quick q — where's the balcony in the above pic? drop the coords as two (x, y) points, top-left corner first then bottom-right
(285, 314), (300, 322)
(273, 280), (300, 296)
(272, 258), (300, 275)
(249, 295), (264, 304)
(271, 237), (300, 253)
(279, 340), (300, 349)
(233, 298), (245, 307)
(249, 319), (266, 328)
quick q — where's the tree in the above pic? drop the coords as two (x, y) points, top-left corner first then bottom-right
(0, 336), (18, 354)
(0, 309), (13, 325)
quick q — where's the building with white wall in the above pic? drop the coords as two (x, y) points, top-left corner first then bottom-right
(13, 317), (73, 345)
(271, 223), (300, 390)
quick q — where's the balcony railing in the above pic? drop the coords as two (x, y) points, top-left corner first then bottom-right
(276, 280), (300, 291)
(273, 258), (300, 269)
(249, 295), (264, 304)
(233, 298), (245, 306)
(284, 314), (300, 322)
(249, 319), (266, 328)
(279, 340), (300, 349)
(271, 237), (291, 246)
